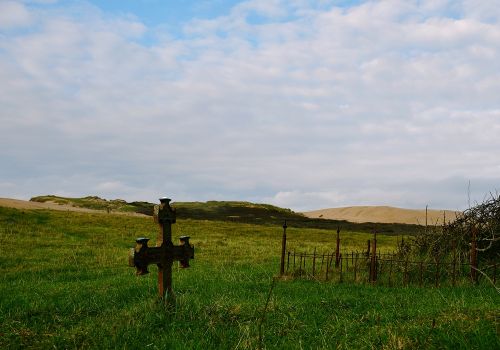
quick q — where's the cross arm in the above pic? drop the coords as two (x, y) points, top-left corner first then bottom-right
(128, 236), (194, 275)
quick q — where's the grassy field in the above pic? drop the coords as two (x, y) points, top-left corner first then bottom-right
(0, 206), (498, 349)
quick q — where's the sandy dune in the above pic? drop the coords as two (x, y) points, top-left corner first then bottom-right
(302, 206), (459, 225)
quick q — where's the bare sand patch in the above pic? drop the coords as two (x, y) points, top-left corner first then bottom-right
(302, 206), (459, 225)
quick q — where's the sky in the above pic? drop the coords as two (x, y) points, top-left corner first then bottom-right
(1, 0), (499, 211)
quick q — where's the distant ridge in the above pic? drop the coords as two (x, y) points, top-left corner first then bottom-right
(24, 195), (297, 219)
(0, 196), (429, 234)
(302, 206), (459, 225)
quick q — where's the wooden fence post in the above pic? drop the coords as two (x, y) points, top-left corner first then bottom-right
(346, 251), (349, 274)
(280, 221), (287, 276)
(335, 227), (341, 267)
(379, 255), (382, 277)
(299, 253), (303, 277)
(354, 253), (358, 282)
(325, 254), (330, 281)
(303, 252), (306, 273)
(370, 232), (377, 283)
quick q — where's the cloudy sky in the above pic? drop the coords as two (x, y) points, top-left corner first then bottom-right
(1, 0), (499, 211)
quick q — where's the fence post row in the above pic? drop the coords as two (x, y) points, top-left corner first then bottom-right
(279, 223), (488, 287)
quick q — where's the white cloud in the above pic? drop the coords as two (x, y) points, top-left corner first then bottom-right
(232, 0), (288, 18)
(462, 0), (500, 22)
(1, 0), (499, 210)
(23, 1), (59, 3)
(0, 1), (32, 29)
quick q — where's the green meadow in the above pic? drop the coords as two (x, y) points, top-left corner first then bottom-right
(0, 206), (498, 349)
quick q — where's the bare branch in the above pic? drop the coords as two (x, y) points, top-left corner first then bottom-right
(470, 266), (500, 294)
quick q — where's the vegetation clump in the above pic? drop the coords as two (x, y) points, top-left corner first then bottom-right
(412, 193), (499, 262)
(444, 193), (500, 263)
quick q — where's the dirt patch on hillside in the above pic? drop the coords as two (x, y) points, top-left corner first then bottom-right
(0, 198), (146, 217)
(302, 206), (459, 225)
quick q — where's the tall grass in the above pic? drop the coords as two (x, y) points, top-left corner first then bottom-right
(0, 207), (498, 349)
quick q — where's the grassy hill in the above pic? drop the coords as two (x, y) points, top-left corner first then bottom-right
(0, 206), (498, 349)
(30, 195), (423, 235)
(30, 195), (153, 215)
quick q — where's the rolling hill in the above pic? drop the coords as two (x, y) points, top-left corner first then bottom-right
(0, 195), (440, 235)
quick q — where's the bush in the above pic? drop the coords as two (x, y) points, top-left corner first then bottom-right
(412, 193), (500, 264)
